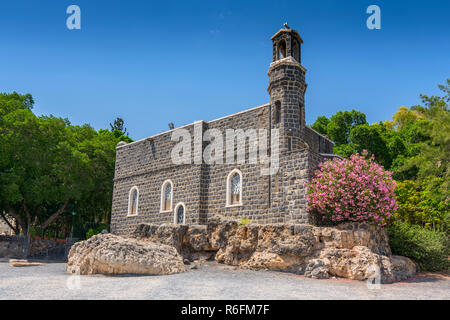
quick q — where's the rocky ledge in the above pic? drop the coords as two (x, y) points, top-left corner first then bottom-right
(132, 216), (416, 283)
(67, 216), (415, 282)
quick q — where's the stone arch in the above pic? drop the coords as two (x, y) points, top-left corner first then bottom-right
(174, 202), (186, 225)
(278, 39), (287, 60)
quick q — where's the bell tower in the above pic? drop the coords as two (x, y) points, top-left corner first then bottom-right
(268, 26), (307, 153)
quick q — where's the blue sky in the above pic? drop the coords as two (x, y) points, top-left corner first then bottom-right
(1, 0), (449, 140)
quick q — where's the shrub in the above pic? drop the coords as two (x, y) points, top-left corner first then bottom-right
(395, 178), (449, 232)
(307, 151), (397, 227)
(388, 220), (449, 271)
(239, 217), (251, 226)
(85, 224), (109, 239)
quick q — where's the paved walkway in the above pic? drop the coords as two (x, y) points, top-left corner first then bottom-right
(0, 260), (448, 300)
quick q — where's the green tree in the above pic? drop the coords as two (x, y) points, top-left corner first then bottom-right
(395, 179), (449, 231)
(311, 116), (329, 136)
(326, 110), (367, 146)
(399, 79), (449, 202)
(110, 117), (133, 143)
(349, 124), (387, 164)
(0, 93), (133, 237)
(0, 109), (90, 235)
(392, 106), (423, 130)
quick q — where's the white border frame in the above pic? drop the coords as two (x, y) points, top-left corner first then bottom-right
(226, 169), (243, 207)
(173, 202), (186, 225)
(127, 186), (139, 216)
(160, 179), (174, 213)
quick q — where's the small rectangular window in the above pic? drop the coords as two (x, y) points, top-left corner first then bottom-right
(275, 102), (281, 124)
(299, 107), (303, 125)
(288, 137), (292, 151)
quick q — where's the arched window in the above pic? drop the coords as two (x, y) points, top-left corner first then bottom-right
(160, 180), (173, 212)
(278, 40), (286, 60)
(226, 169), (243, 207)
(174, 202), (186, 224)
(127, 186), (139, 216)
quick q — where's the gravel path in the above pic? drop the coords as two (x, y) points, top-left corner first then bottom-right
(0, 259), (448, 300)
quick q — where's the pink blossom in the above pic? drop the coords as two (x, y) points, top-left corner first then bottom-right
(307, 152), (396, 227)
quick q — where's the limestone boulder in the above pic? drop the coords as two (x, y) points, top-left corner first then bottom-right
(134, 223), (187, 252)
(314, 223), (391, 255)
(185, 225), (210, 251)
(67, 233), (185, 275)
(381, 254), (417, 283)
(236, 224), (317, 272)
(206, 215), (240, 250)
(304, 259), (329, 279)
(256, 224), (318, 257)
(215, 224), (259, 266)
(305, 246), (416, 283)
(134, 222), (214, 259)
(245, 252), (306, 272)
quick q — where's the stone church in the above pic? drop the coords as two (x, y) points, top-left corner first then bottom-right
(111, 26), (336, 235)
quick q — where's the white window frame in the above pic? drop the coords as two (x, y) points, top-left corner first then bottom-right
(127, 186), (139, 216)
(226, 169), (243, 207)
(160, 179), (174, 213)
(173, 202), (186, 225)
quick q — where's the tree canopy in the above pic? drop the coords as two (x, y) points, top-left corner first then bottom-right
(0, 93), (132, 237)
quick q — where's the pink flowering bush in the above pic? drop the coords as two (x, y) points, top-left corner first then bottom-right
(307, 151), (397, 227)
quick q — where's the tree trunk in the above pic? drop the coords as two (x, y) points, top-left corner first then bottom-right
(23, 201), (32, 237)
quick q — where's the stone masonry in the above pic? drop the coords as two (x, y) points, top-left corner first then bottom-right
(111, 26), (336, 235)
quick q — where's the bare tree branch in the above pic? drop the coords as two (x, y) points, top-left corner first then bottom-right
(39, 197), (70, 230)
(0, 210), (19, 234)
(4, 207), (26, 235)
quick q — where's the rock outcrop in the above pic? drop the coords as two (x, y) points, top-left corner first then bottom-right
(133, 215), (416, 283)
(67, 233), (185, 275)
(307, 246), (416, 282)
